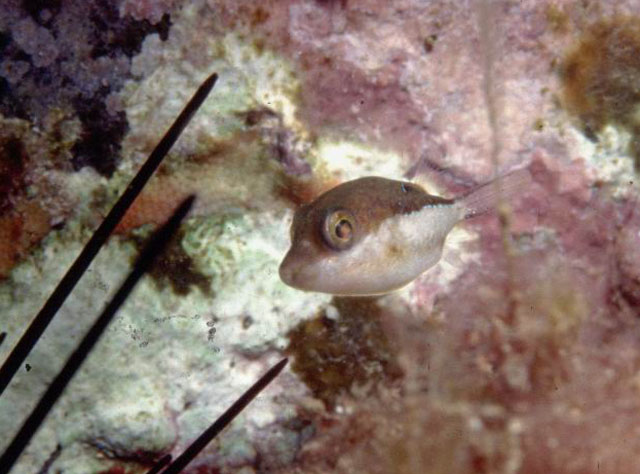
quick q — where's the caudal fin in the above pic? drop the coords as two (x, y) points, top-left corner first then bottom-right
(460, 167), (531, 219)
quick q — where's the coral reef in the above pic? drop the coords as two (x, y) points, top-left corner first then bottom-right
(286, 297), (403, 408)
(2, 0), (640, 473)
(0, 0), (171, 175)
(0, 0), (173, 277)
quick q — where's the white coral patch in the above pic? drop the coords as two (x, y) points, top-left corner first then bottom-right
(316, 139), (407, 181)
(570, 125), (636, 196)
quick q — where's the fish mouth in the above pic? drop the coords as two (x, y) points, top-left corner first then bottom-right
(278, 251), (306, 290)
(278, 257), (297, 288)
(278, 247), (326, 292)
(278, 238), (325, 292)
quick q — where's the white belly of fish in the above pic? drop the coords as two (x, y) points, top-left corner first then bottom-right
(330, 203), (464, 295)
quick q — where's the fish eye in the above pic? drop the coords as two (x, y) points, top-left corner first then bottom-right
(401, 182), (419, 193)
(322, 209), (356, 250)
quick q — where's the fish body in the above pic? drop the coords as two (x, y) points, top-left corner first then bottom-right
(279, 170), (528, 296)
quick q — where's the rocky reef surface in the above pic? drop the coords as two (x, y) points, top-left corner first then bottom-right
(1, 0), (640, 473)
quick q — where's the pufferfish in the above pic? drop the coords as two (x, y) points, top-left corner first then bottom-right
(279, 169), (529, 296)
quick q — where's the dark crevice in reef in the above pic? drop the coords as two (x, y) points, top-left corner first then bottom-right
(89, 3), (172, 59)
(22, 0), (63, 26)
(0, 136), (27, 213)
(132, 228), (213, 297)
(0, 0), (173, 177)
(71, 88), (129, 176)
(0, 35), (29, 121)
(0, 30), (11, 51)
(87, 437), (165, 469)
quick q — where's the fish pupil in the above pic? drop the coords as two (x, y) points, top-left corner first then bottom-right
(335, 219), (352, 240)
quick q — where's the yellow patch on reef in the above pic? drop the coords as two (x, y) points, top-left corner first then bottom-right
(519, 266), (588, 341)
(546, 4), (570, 34)
(562, 16), (640, 168)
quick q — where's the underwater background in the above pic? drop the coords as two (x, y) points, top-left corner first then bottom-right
(2, 0), (640, 472)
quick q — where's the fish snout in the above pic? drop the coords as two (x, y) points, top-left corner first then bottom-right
(278, 250), (308, 290)
(278, 256), (296, 287)
(279, 239), (320, 291)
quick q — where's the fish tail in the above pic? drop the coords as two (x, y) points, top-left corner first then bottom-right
(460, 167), (531, 219)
